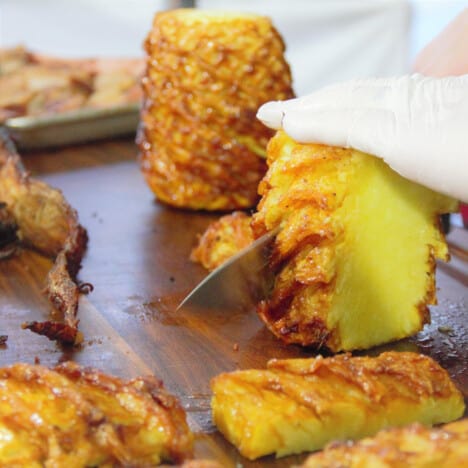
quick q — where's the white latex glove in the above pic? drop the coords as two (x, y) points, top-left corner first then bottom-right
(257, 74), (468, 202)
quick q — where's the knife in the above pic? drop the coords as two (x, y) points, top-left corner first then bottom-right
(177, 227), (279, 312)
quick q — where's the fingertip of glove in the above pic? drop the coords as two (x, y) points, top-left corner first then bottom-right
(256, 101), (285, 129)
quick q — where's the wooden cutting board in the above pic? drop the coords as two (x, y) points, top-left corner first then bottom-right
(0, 138), (466, 467)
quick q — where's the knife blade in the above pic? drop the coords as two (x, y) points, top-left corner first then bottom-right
(177, 227), (279, 312)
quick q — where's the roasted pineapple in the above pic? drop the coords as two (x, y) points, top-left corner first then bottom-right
(0, 362), (193, 466)
(211, 352), (465, 460)
(0, 133), (88, 344)
(251, 131), (458, 351)
(301, 418), (468, 468)
(191, 211), (254, 271)
(138, 9), (294, 210)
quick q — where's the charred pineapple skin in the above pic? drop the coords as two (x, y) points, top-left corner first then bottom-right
(211, 352), (465, 460)
(191, 211), (254, 271)
(251, 131), (458, 351)
(138, 9), (294, 211)
(0, 362), (193, 466)
(301, 418), (468, 468)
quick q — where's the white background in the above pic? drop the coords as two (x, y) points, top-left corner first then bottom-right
(0, 0), (466, 95)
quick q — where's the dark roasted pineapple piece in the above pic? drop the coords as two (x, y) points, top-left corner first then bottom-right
(0, 131), (87, 344)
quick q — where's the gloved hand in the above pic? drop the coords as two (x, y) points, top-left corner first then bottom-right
(257, 74), (468, 202)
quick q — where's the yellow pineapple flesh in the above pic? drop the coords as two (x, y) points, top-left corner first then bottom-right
(211, 352), (465, 460)
(251, 131), (458, 351)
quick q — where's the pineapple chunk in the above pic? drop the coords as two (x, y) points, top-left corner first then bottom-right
(301, 418), (468, 468)
(251, 131), (458, 351)
(190, 211), (254, 271)
(211, 352), (465, 460)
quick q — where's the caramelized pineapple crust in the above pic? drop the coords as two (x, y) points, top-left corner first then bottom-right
(139, 9), (294, 210)
(190, 211), (254, 271)
(301, 418), (468, 468)
(0, 362), (193, 466)
(211, 352), (465, 460)
(251, 131), (458, 351)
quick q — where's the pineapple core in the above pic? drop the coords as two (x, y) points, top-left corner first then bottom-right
(251, 131), (458, 351)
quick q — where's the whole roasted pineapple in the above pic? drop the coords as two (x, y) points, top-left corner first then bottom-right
(251, 131), (458, 351)
(139, 9), (294, 210)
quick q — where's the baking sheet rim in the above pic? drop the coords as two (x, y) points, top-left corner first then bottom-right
(4, 103), (140, 130)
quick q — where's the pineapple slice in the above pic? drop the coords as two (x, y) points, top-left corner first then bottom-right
(139, 9), (294, 211)
(0, 362), (193, 466)
(251, 131), (458, 351)
(301, 418), (468, 468)
(211, 352), (465, 460)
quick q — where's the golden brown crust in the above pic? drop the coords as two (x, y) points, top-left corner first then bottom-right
(266, 352), (459, 401)
(138, 9), (294, 211)
(0, 132), (87, 344)
(211, 352), (465, 460)
(251, 132), (458, 351)
(301, 418), (468, 468)
(190, 211), (254, 270)
(0, 362), (193, 466)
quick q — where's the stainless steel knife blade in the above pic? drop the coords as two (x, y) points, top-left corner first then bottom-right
(177, 227), (279, 312)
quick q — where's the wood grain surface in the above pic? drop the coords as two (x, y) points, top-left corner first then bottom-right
(0, 137), (467, 467)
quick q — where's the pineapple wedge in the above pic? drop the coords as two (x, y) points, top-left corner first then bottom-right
(301, 418), (468, 468)
(211, 352), (465, 460)
(251, 131), (458, 351)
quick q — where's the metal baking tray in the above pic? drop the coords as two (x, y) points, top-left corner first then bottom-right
(3, 104), (140, 149)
